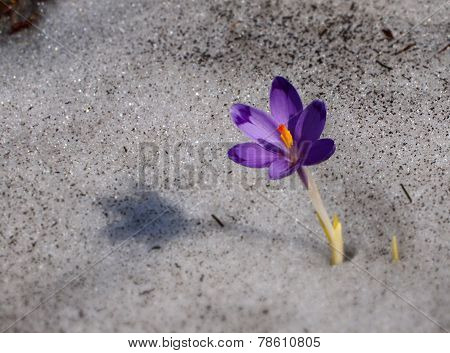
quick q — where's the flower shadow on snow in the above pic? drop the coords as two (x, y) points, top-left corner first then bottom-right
(99, 190), (191, 249)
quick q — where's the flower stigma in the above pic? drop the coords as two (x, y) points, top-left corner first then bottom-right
(277, 124), (293, 149)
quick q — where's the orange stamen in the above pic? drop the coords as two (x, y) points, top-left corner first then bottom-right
(277, 124), (293, 149)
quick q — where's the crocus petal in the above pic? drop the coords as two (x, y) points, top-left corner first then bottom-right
(295, 99), (326, 142)
(268, 158), (302, 180)
(270, 76), (303, 128)
(230, 103), (285, 151)
(228, 143), (279, 168)
(295, 139), (313, 161)
(291, 111), (304, 145)
(303, 138), (336, 166)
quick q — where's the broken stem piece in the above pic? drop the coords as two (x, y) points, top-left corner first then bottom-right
(391, 235), (399, 262)
(304, 168), (344, 265)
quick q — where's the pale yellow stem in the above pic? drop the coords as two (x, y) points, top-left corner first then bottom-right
(391, 235), (399, 262)
(304, 168), (344, 265)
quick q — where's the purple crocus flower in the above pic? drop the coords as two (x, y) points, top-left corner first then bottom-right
(228, 76), (335, 187)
